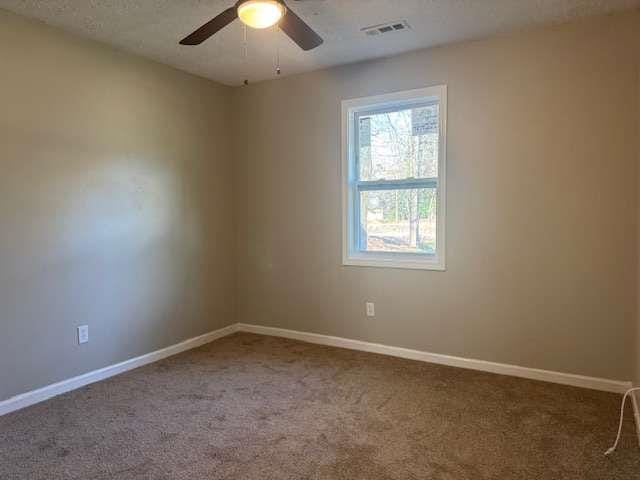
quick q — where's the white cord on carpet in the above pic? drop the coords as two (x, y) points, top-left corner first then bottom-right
(605, 387), (640, 455)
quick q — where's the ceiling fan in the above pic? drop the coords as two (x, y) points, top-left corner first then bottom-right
(180, 0), (323, 51)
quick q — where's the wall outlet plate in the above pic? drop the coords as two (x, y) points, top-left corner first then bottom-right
(366, 302), (375, 317)
(77, 325), (89, 344)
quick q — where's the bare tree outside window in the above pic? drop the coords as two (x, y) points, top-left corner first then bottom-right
(357, 105), (439, 254)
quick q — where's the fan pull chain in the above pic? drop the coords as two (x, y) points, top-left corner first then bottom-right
(243, 24), (249, 85)
(276, 25), (281, 76)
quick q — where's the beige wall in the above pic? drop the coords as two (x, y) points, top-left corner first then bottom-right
(233, 13), (640, 382)
(0, 10), (235, 400)
(2, 8), (640, 403)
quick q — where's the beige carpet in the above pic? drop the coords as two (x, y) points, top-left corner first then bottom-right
(0, 332), (638, 479)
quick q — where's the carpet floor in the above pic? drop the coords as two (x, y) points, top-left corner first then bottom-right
(0, 332), (638, 479)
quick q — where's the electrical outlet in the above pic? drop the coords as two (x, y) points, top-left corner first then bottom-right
(366, 302), (375, 317)
(77, 325), (89, 344)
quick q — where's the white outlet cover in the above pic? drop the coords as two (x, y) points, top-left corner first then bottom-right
(366, 302), (375, 317)
(77, 325), (89, 344)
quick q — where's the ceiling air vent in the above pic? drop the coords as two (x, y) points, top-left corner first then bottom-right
(362, 21), (411, 37)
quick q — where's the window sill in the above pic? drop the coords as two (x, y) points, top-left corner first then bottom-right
(342, 253), (446, 271)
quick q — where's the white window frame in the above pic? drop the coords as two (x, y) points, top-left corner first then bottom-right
(341, 85), (447, 271)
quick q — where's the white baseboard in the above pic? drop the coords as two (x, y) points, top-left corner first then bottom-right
(0, 324), (238, 417)
(236, 323), (632, 394)
(1, 321), (633, 418)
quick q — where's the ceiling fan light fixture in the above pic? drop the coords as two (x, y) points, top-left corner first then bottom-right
(237, 0), (285, 29)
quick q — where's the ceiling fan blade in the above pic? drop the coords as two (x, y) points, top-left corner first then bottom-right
(279, 7), (323, 51)
(180, 7), (237, 45)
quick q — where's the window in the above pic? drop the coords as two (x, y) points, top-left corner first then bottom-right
(341, 86), (447, 270)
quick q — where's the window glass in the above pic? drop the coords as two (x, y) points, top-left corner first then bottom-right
(359, 188), (437, 254)
(358, 104), (439, 181)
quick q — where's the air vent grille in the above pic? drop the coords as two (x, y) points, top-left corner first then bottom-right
(362, 21), (411, 37)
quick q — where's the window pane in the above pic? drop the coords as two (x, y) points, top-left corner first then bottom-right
(358, 104), (439, 181)
(359, 188), (437, 254)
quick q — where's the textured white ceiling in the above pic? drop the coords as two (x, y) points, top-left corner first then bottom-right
(1, 0), (639, 86)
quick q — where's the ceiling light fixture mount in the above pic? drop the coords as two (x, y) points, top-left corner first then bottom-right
(237, 0), (286, 30)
